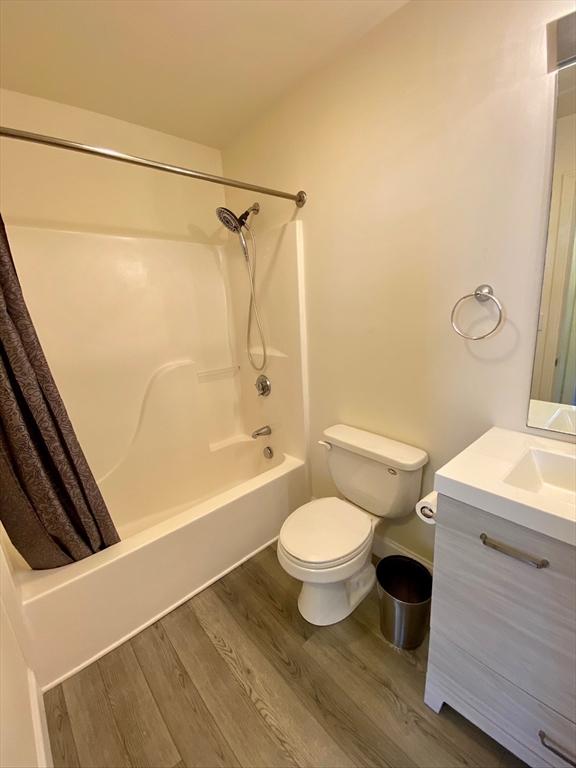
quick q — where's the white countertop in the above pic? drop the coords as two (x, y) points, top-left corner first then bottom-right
(434, 427), (576, 545)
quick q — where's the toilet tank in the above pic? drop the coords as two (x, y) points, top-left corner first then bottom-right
(323, 425), (428, 518)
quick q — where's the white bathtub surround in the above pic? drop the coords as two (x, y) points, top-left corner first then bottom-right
(223, 220), (309, 463)
(6, 226), (242, 480)
(96, 360), (283, 535)
(0, 211), (310, 692)
(2, 219), (310, 689)
(1, 200), (310, 699)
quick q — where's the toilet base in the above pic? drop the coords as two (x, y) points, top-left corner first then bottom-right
(297, 562), (376, 626)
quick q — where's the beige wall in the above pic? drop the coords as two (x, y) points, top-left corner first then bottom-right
(0, 603), (39, 768)
(0, 88), (224, 240)
(0, 545), (48, 768)
(223, 0), (574, 560)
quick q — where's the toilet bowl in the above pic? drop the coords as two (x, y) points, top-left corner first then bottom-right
(278, 425), (427, 625)
(277, 497), (376, 625)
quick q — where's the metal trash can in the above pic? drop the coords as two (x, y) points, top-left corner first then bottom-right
(376, 555), (432, 649)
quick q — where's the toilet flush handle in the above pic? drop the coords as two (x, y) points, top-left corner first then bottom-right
(318, 440), (332, 451)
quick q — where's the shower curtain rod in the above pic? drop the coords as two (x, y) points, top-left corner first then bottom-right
(0, 126), (307, 207)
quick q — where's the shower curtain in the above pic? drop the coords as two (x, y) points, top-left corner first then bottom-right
(0, 215), (119, 569)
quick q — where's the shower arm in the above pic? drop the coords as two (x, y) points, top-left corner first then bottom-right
(0, 126), (307, 207)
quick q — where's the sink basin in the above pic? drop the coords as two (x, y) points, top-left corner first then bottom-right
(504, 449), (576, 503)
(434, 428), (576, 545)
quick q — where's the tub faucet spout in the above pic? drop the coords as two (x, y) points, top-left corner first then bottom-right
(252, 425), (272, 438)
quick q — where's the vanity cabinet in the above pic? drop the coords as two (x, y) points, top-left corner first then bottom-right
(425, 494), (576, 768)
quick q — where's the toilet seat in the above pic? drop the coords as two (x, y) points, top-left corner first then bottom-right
(279, 497), (373, 569)
(278, 537), (373, 571)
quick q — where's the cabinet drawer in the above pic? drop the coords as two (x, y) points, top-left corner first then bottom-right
(427, 634), (576, 768)
(431, 495), (576, 720)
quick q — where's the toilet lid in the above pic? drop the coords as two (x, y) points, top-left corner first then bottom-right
(279, 497), (373, 566)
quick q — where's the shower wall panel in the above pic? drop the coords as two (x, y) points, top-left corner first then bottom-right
(222, 220), (308, 462)
(6, 226), (242, 480)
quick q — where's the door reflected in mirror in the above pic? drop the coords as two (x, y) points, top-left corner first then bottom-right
(529, 64), (576, 435)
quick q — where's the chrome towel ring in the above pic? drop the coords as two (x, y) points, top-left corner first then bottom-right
(451, 284), (503, 340)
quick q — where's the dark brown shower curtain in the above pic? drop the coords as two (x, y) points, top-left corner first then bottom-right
(0, 215), (119, 569)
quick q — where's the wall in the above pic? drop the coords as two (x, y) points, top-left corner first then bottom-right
(223, 0), (574, 561)
(0, 604), (40, 768)
(0, 546), (50, 767)
(0, 88), (223, 241)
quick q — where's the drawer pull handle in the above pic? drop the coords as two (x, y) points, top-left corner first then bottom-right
(479, 533), (549, 569)
(539, 730), (576, 767)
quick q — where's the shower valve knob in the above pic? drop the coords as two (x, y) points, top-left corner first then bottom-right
(255, 374), (271, 397)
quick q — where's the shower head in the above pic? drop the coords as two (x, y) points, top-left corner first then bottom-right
(216, 203), (260, 233)
(216, 204), (259, 259)
(216, 206), (242, 233)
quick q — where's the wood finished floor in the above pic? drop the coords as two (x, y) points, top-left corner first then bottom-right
(45, 547), (527, 768)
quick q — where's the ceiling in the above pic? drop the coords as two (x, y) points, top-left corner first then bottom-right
(0, 0), (407, 149)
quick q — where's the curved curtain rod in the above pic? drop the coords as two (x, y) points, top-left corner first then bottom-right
(0, 126), (307, 207)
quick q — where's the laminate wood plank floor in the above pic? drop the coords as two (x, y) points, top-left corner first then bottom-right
(45, 547), (527, 768)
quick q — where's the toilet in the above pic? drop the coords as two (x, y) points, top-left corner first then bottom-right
(277, 424), (428, 625)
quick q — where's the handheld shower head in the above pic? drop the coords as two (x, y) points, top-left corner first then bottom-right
(216, 204), (259, 257)
(216, 206), (242, 233)
(216, 204), (259, 232)
(216, 204), (266, 372)
(216, 206), (248, 254)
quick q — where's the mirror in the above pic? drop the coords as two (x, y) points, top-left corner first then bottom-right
(529, 64), (576, 435)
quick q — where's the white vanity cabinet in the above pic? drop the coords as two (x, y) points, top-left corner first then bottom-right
(425, 494), (576, 768)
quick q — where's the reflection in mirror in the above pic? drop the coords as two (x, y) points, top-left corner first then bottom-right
(529, 65), (576, 435)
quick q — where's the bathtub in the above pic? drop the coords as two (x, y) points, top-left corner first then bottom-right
(8, 452), (308, 690)
(5, 221), (309, 690)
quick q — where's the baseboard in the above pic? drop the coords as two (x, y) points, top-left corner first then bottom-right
(372, 535), (434, 572)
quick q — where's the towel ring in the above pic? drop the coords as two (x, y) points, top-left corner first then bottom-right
(451, 284), (503, 340)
